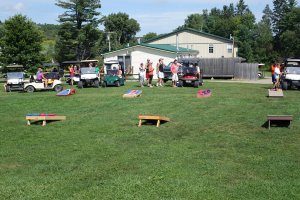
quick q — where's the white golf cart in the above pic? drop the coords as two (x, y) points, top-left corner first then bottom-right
(4, 65), (26, 92)
(24, 72), (63, 93)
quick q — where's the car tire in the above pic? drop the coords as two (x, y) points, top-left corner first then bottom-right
(102, 81), (107, 88)
(77, 81), (83, 89)
(281, 81), (288, 90)
(194, 81), (199, 88)
(94, 80), (99, 88)
(6, 85), (11, 92)
(178, 80), (183, 87)
(115, 81), (120, 87)
(54, 84), (63, 92)
(25, 86), (35, 93)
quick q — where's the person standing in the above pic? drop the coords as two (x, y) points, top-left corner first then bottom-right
(148, 62), (154, 87)
(171, 59), (181, 87)
(156, 58), (165, 87)
(273, 63), (281, 90)
(139, 63), (145, 87)
(271, 63), (276, 86)
(145, 59), (151, 86)
(69, 64), (75, 85)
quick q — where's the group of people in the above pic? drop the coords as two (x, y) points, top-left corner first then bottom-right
(271, 63), (282, 90)
(139, 58), (183, 88)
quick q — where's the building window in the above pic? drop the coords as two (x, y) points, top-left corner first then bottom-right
(209, 44), (214, 53)
(227, 44), (233, 53)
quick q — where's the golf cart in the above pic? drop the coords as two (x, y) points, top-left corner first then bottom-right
(4, 64), (26, 92)
(24, 69), (63, 93)
(77, 67), (99, 88)
(175, 58), (203, 87)
(281, 58), (300, 90)
(177, 64), (203, 88)
(61, 61), (81, 85)
(102, 60), (125, 87)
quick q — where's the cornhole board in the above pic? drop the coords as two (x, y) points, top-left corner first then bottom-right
(197, 89), (212, 98)
(123, 90), (142, 98)
(26, 115), (66, 126)
(56, 88), (76, 96)
(267, 115), (293, 129)
(268, 89), (283, 97)
(138, 115), (170, 127)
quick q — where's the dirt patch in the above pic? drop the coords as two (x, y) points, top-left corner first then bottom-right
(0, 163), (21, 170)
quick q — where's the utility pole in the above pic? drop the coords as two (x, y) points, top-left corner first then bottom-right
(230, 34), (234, 58)
(106, 32), (115, 52)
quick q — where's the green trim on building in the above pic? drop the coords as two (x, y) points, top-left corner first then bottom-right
(103, 43), (197, 55)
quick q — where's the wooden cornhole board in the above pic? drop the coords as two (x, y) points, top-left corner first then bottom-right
(123, 90), (142, 98)
(268, 89), (283, 97)
(26, 116), (66, 126)
(138, 115), (170, 127)
(267, 115), (293, 129)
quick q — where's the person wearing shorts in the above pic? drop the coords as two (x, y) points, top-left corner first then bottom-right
(156, 58), (165, 87)
(171, 59), (181, 87)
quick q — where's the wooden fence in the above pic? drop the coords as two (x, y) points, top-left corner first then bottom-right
(179, 58), (258, 80)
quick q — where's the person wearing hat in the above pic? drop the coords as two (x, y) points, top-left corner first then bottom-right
(156, 58), (165, 87)
(171, 58), (182, 87)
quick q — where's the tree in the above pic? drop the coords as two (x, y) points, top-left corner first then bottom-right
(183, 14), (204, 31)
(0, 14), (43, 70)
(103, 12), (140, 49)
(55, 0), (101, 61)
(142, 32), (158, 42)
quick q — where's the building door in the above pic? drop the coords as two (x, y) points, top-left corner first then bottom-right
(118, 56), (131, 74)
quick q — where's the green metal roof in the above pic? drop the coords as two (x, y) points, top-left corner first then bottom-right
(140, 43), (197, 53)
(144, 28), (233, 43)
(103, 43), (197, 55)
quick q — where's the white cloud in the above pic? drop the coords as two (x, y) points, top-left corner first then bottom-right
(13, 2), (25, 12)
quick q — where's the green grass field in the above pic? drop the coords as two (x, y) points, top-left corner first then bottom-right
(0, 81), (299, 199)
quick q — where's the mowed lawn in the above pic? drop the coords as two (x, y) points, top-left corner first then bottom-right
(0, 81), (299, 199)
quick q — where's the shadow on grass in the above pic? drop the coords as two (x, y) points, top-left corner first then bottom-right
(138, 120), (168, 127)
(261, 120), (292, 129)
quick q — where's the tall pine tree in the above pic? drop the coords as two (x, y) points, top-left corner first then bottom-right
(55, 0), (101, 62)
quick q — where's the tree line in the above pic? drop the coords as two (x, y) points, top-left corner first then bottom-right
(0, 0), (299, 71)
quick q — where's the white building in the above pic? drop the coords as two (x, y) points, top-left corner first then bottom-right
(103, 43), (198, 76)
(103, 28), (237, 76)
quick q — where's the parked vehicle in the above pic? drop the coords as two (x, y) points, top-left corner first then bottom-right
(280, 58), (300, 90)
(101, 60), (125, 87)
(77, 67), (99, 88)
(24, 79), (63, 93)
(4, 65), (25, 92)
(177, 65), (203, 88)
(163, 60), (203, 87)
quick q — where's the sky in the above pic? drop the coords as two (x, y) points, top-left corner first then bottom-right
(0, 0), (281, 36)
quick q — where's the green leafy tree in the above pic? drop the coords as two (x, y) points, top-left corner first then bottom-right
(252, 5), (275, 63)
(142, 32), (158, 42)
(0, 14), (43, 70)
(183, 14), (204, 31)
(103, 12), (140, 49)
(55, 0), (101, 61)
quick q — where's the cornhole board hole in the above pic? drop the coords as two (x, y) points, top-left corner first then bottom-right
(268, 89), (283, 97)
(138, 115), (170, 127)
(197, 89), (212, 98)
(56, 88), (76, 96)
(267, 115), (293, 129)
(26, 114), (66, 126)
(123, 90), (142, 98)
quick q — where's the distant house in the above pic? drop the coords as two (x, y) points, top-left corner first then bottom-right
(145, 28), (237, 59)
(103, 28), (237, 76)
